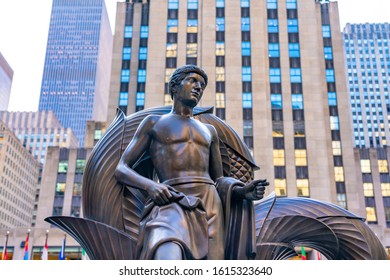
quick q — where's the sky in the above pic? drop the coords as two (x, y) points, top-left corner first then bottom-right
(0, 0), (389, 112)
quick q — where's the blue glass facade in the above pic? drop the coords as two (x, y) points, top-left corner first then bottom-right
(38, 0), (112, 147)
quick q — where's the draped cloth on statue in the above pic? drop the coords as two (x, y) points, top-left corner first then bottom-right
(136, 176), (256, 260)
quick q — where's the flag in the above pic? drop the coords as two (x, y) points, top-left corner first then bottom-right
(2, 232), (9, 260)
(317, 251), (321, 260)
(81, 248), (87, 260)
(301, 246), (307, 260)
(58, 235), (66, 260)
(41, 232), (49, 260)
(23, 231), (30, 260)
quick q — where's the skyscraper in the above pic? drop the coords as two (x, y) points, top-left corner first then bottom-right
(38, 0), (113, 147)
(343, 23), (390, 148)
(0, 52), (13, 111)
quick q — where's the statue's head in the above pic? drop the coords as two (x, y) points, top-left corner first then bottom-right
(168, 65), (208, 99)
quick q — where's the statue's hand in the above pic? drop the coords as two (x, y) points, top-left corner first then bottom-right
(147, 183), (173, 205)
(233, 179), (269, 201)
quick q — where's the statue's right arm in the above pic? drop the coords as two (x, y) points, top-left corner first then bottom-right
(114, 115), (172, 205)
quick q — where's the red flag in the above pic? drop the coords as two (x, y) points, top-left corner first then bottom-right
(301, 247), (307, 260)
(23, 230), (30, 260)
(2, 232), (9, 260)
(41, 231), (49, 260)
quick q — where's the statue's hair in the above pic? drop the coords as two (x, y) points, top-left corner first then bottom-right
(168, 65), (208, 99)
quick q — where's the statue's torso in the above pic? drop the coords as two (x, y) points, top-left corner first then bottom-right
(149, 114), (213, 182)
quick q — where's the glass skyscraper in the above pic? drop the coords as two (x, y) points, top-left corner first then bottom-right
(343, 23), (390, 148)
(38, 0), (112, 146)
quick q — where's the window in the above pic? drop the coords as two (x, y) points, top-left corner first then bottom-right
(188, 0), (198, 9)
(122, 47), (131, 60)
(58, 161), (68, 173)
(240, 0), (249, 7)
(168, 0), (179, 9)
(216, 67), (225, 81)
(94, 130), (102, 140)
(360, 159), (371, 173)
(121, 70), (130, 82)
(119, 92), (128, 106)
(291, 94), (303, 109)
(216, 0), (225, 8)
(326, 69), (335, 82)
(136, 92), (145, 106)
(242, 67), (252, 82)
(270, 68), (281, 83)
(330, 116), (339, 130)
(75, 159), (86, 173)
(242, 93), (252, 108)
(334, 166), (344, 182)
(286, 0), (297, 9)
(366, 207), (377, 222)
(186, 43), (197, 57)
(268, 19), (278, 33)
(378, 160), (388, 173)
(363, 183), (374, 197)
(287, 19), (298, 33)
(274, 179), (286, 196)
(328, 92), (337, 106)
(55, 183), (66, 195)
(271, 94), (282, 109)
(381, 183), (390, 196)
(216, 42), (225, 56)
(267, 0), (277, 9)
(324, 47), (333, 60)
(216, 92), (225, 108)
(167, 19), (178, 32)
(139, 47), (147, 60)
(124, 26), (133, 38)
(289, 43), (300, 57)
(268, 43), (280, 57)
(297, 179), (309, 197)
(242, 42), (251, 56)
(187, 19), (198, 33)
(273, 149), (285, 166)
(140, 26), (149, 38)
(295, 149), (307, 166)
(290, 68), (302, 83)
(166, 43), (177, 57)
(332, 141), (341, 155)
(241, 17), (250, 31)
(216, 17), (225, 31)
(137, 69), (146, 83)
(322, 25), (331, 38)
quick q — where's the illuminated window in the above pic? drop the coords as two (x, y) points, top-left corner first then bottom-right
(188, 0), (198, 9)
(136, 92), (145, 106)
(164, 94), (173, 106)
(216, 93), (225, 108)
(122, 47), (131, 60)
(165, 68), (175, 83)
(378, 160), (389, 173)
(287, 19), (298, 33)
(124, 26), (133, 38)
(363, 183), (374, 197)
(271, 94), (282, 109)
(216, 0), (225, 8)
(216, 42), (225, 56)
(292, 94), (303, 109)
(334, 166), (344, 182)
(75, 159), (86, 173)
(322, 25), (331, 38)
(167, 19), (178, 32)
(273, 149), (285, 166)
(242, 93), (252, 108)
(242, 67), (252, 82)
(295, 150), (307, 166)
(267, 0), (277, 9)
(326, 69), (335, 82)
(324, 46), (333, 60)
(137, 69), (146, 83)
(381, 183), (390, 196)
(360, 159), (371, 173)
(241, 17), (250, 31)
(168, 0), (179, 9)
(272, 130), (284, 137)
(270, 68), (281, 83)
(268, 19), (278, 33)
(139, 47), (147, 60)
(268, 43), (280, 57)
(242, 42), (251, 56)
(186, 43), (197, 57)
(121, 70), (130, 82)
(216, 67), (225, 81)
(94, 129), (102, 140)
(55, 183), (66, 195)
(289, 43), (300, 57)
(187, 19), (198, 33)
(286, 0), (297, 9)
(73, 183), (82, 196)
(328, 91), (337, 106)
(274, 179), (287, 196)
(366, 207), (377, 222)
(58, 161), (68, 173)
(337, 193), (347, 209)
(330, 116), (339, 130)
(216, 17), (225, 31)
(166, 43), (177, 57)
(290, 68), (302, 83)
(297, 179), (309, 197)
(140, 26), (149, 38)
(332, 141), (341, 155)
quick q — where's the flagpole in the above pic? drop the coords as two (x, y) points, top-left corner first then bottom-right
(2, 231), (9, 260)
(41, 230), (49, 260)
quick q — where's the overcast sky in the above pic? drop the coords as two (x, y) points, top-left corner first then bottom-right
(0, 0), (389, 112)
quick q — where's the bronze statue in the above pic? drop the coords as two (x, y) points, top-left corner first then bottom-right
(46, 65), (388, 260)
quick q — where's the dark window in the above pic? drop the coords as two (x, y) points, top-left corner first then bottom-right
(288, 33), (299, 43)
(273, 137), (285, 149)
(241, 7), (250, 17)
(268, 33), (279, 43)
(216, 8), (224, 18)
(187, 9), (198, 19)
(166, 57), (177, 68)
(289, 57), (301, 68)
(168, 9), (178, 19)
(269, 57), (280, 68)
(140, 38), (148, 47)
(331, 130), (340, 141)
(325, 60), (334, 69)
(292, 110), (304, 121)
(186, 57), (197, 65)
(216, 56), (225, 67)
(291, 83), (302, 94)
(244, 136), (253, 149)
(327, 82), (336, 92)
(287, 9), (297, 19)
(120, 82), (129, 92)
(216, 108), (225, 120)
(329, 106), (338, 116)
(167, 33), (178, 43)
(138, 60), (147, 69)
(137, 83), (145, 92)
(336, 182), (346, 193)
(294, 137), (306, 149)
(242, 82), (252, 92)
(296, 166), (308, 179)
(323, 38), (332, 47)
(362, 173), (373, 183)
(333, 155), (343, 166)
(267, 9), (278, 19)
(243, 108), (253, 120)
(216, 82), (225, 92)
(187, 33), (198, 43)
(123, 38), (132, 47)
(275, 166), (286, 178)
(242, 56), (251, 67)
(272, 110), (283, 121)
(216, 31), (225, 41)
(242, 31), (251, 42)
(270, 83), (282, 93)
(122, 60), (130, 70)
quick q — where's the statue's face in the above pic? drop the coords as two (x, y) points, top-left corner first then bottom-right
(175, 73), (206, 107)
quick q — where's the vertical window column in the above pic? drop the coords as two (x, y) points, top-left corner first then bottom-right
(215, 0), (226, 120)
(186, 0), (198, 65)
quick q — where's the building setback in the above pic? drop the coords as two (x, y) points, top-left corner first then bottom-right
(38, 0), (113, 147)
